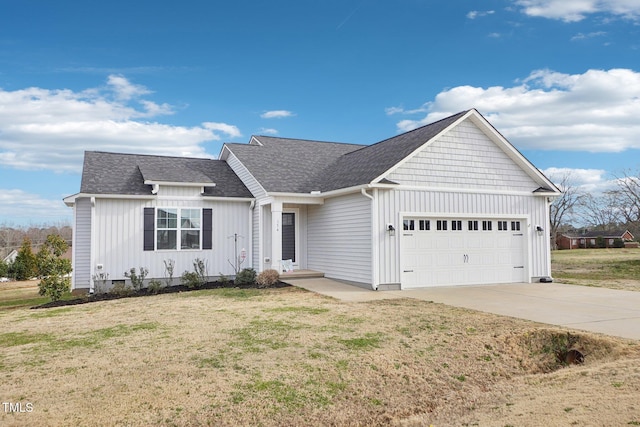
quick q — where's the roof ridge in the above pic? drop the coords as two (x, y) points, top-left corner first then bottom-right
(342, 109), (470, 157)
(86, 150), (217, 161)
(253, 135), (365, 147)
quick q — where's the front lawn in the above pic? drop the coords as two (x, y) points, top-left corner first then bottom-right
(1, 286), (639, 426)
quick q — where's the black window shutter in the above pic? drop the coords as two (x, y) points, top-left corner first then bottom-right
(143, 208), (155, 251)
(202, 208), (213, 250)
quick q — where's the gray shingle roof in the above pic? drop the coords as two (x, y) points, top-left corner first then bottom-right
(80, 151), (253, 198)
(225, 110), (468, 193)
(224, 137), (365, 193)
(562, 230), (633, 239)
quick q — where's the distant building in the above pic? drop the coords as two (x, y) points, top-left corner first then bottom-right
(556, 230), (637, 249)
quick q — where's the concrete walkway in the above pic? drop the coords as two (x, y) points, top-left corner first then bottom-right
(288, 278), (640, 341)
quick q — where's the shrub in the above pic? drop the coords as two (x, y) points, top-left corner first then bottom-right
(36, 235), (72, 301)
(124, 267), (148, 291)
(235, 268), (257, 286)
(92, 272), (110, 294)
(595, 236), (606, 249)
(181, 271), (202, 289)
(181, 258), (208, 288)
(218, 272), (230, 285)
(256, 269), (280, 288)
(147, 279), (163, 294)
(163, 259), (175, 287)
(110, 281), (134, 297)
(613, 238), (625, 248)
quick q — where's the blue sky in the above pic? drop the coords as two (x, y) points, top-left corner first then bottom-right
(1, 0), (640, 226)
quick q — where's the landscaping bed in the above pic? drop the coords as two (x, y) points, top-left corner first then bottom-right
(32, 280), (291, 309)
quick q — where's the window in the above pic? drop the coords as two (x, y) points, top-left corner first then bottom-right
(497, 221), (508, 231)
(156, 208), (201, 250)
(511, 221), (521, 231)
(180, 209), (201, 249)
(403, 219), (415, 231)
(468, 220), (478, 231)
(451, 220), (462, 231)
(436, 220), (447, 231)
(419, 220), (430, 231)
(157, 208), (178, 250)
(482, 220), (492, 231)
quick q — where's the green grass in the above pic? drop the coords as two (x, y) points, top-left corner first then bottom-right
(263, 306), (330, 315)
(337, 332), (383, 350)
(551, 248), (640, 284)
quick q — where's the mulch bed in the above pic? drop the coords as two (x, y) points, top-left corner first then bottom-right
(32, 280), (291, 309)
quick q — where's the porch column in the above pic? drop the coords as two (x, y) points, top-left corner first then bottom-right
(271, 200), (283, 272)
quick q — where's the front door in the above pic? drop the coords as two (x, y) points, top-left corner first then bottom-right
(282, 212), (296, 262)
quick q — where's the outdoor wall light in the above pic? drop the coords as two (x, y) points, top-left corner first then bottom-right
(536, 225), (544, 236)
(387, 223), (396, 236)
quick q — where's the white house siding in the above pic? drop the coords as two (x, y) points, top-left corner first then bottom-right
(72, 197), (92, 290)
(91, 196), (251, 288)
(376, 188), (551, 286)
(387, 119), (537, 192)
(225, 152), (266, 271)
(307, 192), (372, 285)
(252, 205), (260, 270)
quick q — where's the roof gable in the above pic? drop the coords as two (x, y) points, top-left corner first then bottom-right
(223, 109), (560, 195)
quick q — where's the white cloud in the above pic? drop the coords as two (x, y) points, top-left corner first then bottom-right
(542, 167), (610, 191)
(391, 68), (640, 153)
(467, 10), (495, 19)
(571, 31), (607, 41)
(203, 122), (242, 138)
(514, 0), (640, 22)
(260, 110), (294, 119)
(0, 189), (71, 223)
(258, 128), (279, 135)
(0, 75), (242, 173)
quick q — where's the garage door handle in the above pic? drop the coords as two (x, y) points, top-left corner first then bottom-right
(513, 266), (524, 269)
(403, 270), (414, 273)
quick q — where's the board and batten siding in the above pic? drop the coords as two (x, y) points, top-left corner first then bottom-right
(225, 151), (265, 271)
(72, 197), (92, 289)
(91, 196), (251, 287)
(376, 188), (550, 286)
(387, 119), (538, 192)
(307, 192), (372, 285)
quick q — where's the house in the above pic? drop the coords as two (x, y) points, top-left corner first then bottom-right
(2, 249), (18, 264)
(557, 230), (636, 249)
(64, 109), (561, 292)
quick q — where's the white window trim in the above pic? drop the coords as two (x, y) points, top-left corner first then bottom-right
(156, 207), (203, 251)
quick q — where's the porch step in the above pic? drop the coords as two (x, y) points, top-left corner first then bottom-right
(280, 270), (325, 280)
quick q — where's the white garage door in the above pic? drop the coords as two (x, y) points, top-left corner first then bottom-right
(401, 217), (527, 288)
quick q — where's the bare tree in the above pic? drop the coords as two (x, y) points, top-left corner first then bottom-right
(578, 192), (622, 230)
(549, 173), (584, 249)
(611, 169), (640, 230)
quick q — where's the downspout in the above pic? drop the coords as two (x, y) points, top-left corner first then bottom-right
(249, 200), (255, 271)
(361, 189), (378, 290)
(89, 197), (96, 294)
(545, 197), (553, 280)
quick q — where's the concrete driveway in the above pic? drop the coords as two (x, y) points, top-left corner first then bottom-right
(289, 278), (640, 341)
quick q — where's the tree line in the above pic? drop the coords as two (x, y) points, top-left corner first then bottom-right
(0, 223), (72, 260)
(550, 168), (640, 248)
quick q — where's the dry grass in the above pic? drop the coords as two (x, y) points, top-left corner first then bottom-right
(1, 286), (639, 426)
(552, 248), (640, 291)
